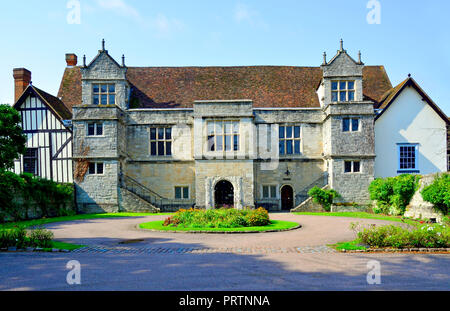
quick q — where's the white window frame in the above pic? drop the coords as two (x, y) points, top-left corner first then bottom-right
(331, 80), (355, 102)
(174, 186), (190, 200)
(86, 122), (104, 137)
(149, 127), (172, 157)
(279, 124), (302, 156)
(88, 162), (104, 175)
(397, 143), (419, 173)
(342, 118), (360, 132)
(207, 120), (240, 152)
(261, 185), (278, 199)
(92, 83), (116, 106)
(344, 160), (361, 173)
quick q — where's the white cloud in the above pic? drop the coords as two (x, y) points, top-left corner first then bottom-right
(152, 13), (185, 38)
(96, 0), (141, 19)
(234, 2), (268, 28)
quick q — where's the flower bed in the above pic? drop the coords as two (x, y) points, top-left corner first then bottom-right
(163, 207), (270, 229)
(350, 222), (449, 249)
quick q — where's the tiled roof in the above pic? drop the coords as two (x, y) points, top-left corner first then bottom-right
(32, 86), (72, 120)
(58, 65), (392, 110)
(14, 85), (72, 120)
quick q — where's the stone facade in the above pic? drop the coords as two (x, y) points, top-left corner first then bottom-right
(73, 43), (380, 213)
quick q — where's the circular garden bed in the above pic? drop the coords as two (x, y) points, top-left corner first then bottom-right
(139, 208), (301, 233)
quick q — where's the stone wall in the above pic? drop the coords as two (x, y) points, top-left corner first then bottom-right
(404, 173), (446, 222)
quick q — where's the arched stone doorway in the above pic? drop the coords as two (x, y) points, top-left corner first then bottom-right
(214, 180), (234, 208)
(281, 185), (294, 211)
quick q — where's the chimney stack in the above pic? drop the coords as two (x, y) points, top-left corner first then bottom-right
(13, 68), (31, 103)
(65, 53), (78, 67)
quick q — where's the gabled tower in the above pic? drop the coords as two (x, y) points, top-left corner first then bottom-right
(321, 40), (375, 204)
(72, 40), (129, 213)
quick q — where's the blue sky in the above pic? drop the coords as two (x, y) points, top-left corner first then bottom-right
(1, 0), (449, 115)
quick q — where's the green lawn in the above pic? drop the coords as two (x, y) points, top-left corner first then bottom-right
(139, 220), (300, 232)
(292, 212), (418, 225)
(0, 212), (173, 229)
(329, 239), (367, 251)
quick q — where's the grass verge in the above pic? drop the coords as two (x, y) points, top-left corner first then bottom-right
(0, 212), (173, 229)
(329, 239), (367, 251)
(292, 212), (417, 225)
(139, 220), (300, 233)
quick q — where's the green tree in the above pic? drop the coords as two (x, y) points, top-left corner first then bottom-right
(0, 104), (26, 170)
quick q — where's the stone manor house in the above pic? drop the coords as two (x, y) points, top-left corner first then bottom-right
(12, 40), (450, 213)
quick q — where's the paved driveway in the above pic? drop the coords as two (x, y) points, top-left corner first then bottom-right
(0, 213), (449, 291)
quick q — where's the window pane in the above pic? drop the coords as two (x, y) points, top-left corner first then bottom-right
(101, 85), (107, 93)
(331, 82), (338, 90)
(270, 186), (276, 198)
(279, 126), (285, 139)
(93, 95), (99, 105)
(165, 128), (172, 140)
(93, 84), (99, 93)
(96, 123), (103, 136)
(109, 95), (115, 105)
(225, 135), (232, 151)
(175, 187), (181, 199)
(233, 135), (239, 151)
(286, 140), (293, 155)
(352, 119), (359, 131)
(97, 163), (104, 175)
(150, 142), (157, 155)
(294, 126), (300, 138)
(279, 141), (285, 155)
(158, 128), (164, 139)
(233, 122), (239, 134)
(343, 118), (350, 132)
(216, 135), (223, 151)
(183, 187), (189, 199)
(158, 141), (165, 155)
(166, 142), (172, 156)
(224, 122), (232, 134)
(208, 135), (215, 151)
(88, 124), (95, 136)
(150, 128), (156, 140)
(89, 163), (96, 174)
(340, 91), (346, 101)
(340, 82), (346, 90)
(207, 122), (215, 135)
(331, 92), (338, 102)
(348, 91), (354, 101)
(344, 161), (352, 173)
(348, 81), (354, 90)
(101, 94), (107, 105)
(215, 122), (223, 134)
(263, 186), (269, 198)
(108, 84), (115, 93)
(294, 140), (300, 154)
(286, 126), (292, 138)
(353, 161), (360, 172)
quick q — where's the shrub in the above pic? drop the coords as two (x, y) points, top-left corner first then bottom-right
(369, 174), (420, 216)
(0, 170), (74, 222)
(163, 207), (270, 228)
(28, 228), (54, 248)
(0, 226), (27, 249)
(421, 173), (450, 215)
(351, 222), (449, 249)
(308, 187), (340, 212)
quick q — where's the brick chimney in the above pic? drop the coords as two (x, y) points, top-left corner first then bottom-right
(65, 53), (78, 67)
(13, 68), (31, 103)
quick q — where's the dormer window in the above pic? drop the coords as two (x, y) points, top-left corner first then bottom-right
(331, 81), (355, 102)
(93, 84), (116, 105)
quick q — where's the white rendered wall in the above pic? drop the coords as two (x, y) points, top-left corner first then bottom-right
(374, 86), (447, 177)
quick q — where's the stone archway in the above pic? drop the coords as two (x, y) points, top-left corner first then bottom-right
(205, 176), (244, 209)
(281, 185), (294, 210)
(214, 180), (234, 208)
